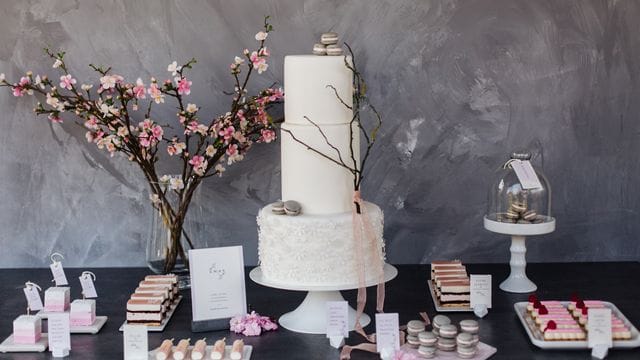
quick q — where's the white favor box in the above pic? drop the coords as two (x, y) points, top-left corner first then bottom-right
(13, 315), (42, 344)
(44, 287), (70, 312)
(70, 299), (96, 326)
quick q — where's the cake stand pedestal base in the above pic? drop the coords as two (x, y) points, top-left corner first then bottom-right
(484, 216), (555, 294)
(250, 264), (397, 335)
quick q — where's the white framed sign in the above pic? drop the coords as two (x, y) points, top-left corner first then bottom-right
(189, 246), (247, 331)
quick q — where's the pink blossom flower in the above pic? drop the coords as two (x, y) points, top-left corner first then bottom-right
(219, 126), (235, 142)
(226, 144), (238, 156)
(138, 133), (151, 148)
(243, 322), (262, 336)
(99, 75), (117, 90)
(259, 47), (270, 57)
(52, 59), (63, 69)
(269, 87), (284, 101)
(176, 77), (192, 95)
(85, 131), (95, 143)
(189, 155), (204, 168)
(84, 116), (99, 130)
(185, 121), (199, 135)
(189, 155), (207, 176)
(186, 103), (198, 113)
(167, 61), (181, 76)
(255, 31), (268, 41)
(139, 119), (153, 131)
(229, 312), (277, 336)
(167, 144), (177, 156)
(148, 83), (165, 104)
(260, 129), (276, 143)
(48, 114), (63, 123)
(151, 125), (164, 141)
(59, 74), (76, 90)
(250, 52), (269, 74)
(205, 145), (215, 157)
(133, 78), (146, 99)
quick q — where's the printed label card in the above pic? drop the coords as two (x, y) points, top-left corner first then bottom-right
(588, 308), (613, 348)
(326, 301), (348, 338)
(79, 272), (98, 298)
(470, 274), (492, 309)
(375, 313), (400, 355)
(23, 282), (44, 312)
(49, 253), (69, 286)
(123, 324), (148, 360)
(48, 313), (71, 356)
(189, 246), (247, 322)
(511, 160), (543, 189)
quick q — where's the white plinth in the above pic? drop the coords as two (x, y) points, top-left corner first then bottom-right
(484, 216), (555, 294)
(250, 263), (398, 334)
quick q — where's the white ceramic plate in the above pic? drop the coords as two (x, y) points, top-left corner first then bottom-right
(514, 301), (640, 349)
(0, 333), (48, 353)
(119, 295), (183, 332)
(70, 316), (108, 334)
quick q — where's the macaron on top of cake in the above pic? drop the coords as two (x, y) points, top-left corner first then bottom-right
(271, 201), (285, 215)
(320, 32), (339, 45)
(284, 200), (302, 216)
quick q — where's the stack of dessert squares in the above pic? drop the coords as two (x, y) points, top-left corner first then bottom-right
(430, 260), (470, 308)
(527, 295), (632, 341)
(126, 274), (179, 326)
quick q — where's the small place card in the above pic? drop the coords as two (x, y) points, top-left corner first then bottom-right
(189, 246), (247, 330)
(49, 313), (71, 356)
(50, 261), (69, 286)
(375, 313), (400, 355)
(123, 324), (148, 360)
(470, 274), (492, 309)
(588, 308), (613, 348)
(326, 301), (348, 338)
(79, 273), (98, 298)
(23, 284), (43, 312)
(511, 160), (543, 190)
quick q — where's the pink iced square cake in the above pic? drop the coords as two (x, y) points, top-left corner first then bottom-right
(70, 299), (96, 326)
(13, 315), (42, 344)
(44, 286), (70, 312)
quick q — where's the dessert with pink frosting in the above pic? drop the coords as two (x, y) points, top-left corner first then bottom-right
(70, 299), (96, 326)
(12, 315), (41, 344)
(430, 260), (470, 307)
(542, 321), (586, 341)
(44, 287), (70, 312)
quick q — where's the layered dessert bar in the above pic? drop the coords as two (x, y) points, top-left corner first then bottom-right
(44, 287), (70, 312)
(12, 315), (42, 344)
(126, 298), (166, 326)
(70, 299), (96, 326)
(431, 260), (470, 307)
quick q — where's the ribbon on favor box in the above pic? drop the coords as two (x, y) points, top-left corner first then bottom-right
(340, 191), (387, 359)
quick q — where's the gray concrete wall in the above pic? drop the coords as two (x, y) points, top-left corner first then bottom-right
(1, 0), (639, 267)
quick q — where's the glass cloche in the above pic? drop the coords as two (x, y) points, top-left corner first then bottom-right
(484, 152), (555, 233)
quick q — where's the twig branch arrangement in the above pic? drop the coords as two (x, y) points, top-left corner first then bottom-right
(1, 16), (283, 273)
(280, 43), (382, 213)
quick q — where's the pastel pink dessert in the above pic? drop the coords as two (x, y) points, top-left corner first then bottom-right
(13, 315), (42, 344)
(44, 287), (70, 312)
(542, 321), (586, 341)
(70, 299), (96, 326)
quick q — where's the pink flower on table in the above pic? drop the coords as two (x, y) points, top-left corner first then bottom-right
(393, 350), (419, 360)
(176, 77), (192, 95)
(260, 129), (276, 143)
(243, 321), (262, 336)
(132, 78), (146, 99)
(59, 74), (76, 90)
(148, 83), (165, 104)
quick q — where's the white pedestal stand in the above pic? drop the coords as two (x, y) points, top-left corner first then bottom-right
(250, 264), (398, 334)
(483, 217), (556, 293)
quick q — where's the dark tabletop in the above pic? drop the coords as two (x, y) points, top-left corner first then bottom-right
(0, 263), (639, 359)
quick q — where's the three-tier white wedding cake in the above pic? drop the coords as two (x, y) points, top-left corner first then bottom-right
(257, 54), (386, 286)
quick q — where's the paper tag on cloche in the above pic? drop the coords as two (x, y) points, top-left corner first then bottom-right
(23, 282), (44, 312)
(79, 272), (98, 298)
(49, 253), (69, 286)
(511, 160), (543, 189)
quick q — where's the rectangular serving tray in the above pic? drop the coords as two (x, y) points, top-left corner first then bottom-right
(514, 301), (640, 349)
(119, 295), (182, 332)
(427, 280), (472, 312)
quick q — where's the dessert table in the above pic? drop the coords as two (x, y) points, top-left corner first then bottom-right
(0, 262), (638, 359)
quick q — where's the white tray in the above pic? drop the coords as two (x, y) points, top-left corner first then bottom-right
(0, 333), (48, 353)
(70, 315), (108, 334)
(36, 309), (69, 319)
(149, 344), (252, 360)
(119, 295), (183, 332)
(514, 301), (640, 349)
(427, 280), (472, 312)
(399, 342), (496, 359)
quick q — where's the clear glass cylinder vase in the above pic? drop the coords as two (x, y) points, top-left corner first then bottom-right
(145, 180), (203, 288)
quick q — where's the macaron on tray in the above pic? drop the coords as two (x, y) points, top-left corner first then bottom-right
(514, 295), (640, 349)
(400, 315), (496, 359)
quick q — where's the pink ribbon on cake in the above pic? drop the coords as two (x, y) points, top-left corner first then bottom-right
(340, 190), (387, 359)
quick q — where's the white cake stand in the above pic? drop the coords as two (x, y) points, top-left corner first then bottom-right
(484, 216), (556, 293)
(250, 264), (397, 334)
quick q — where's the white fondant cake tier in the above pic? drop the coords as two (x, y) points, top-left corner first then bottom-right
(281, 122), (359, 214)
(257, 202), (386, 286)
(284, 55), (353, 125)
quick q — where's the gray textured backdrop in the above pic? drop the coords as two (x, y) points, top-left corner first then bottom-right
(1, 0), (639, 268)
